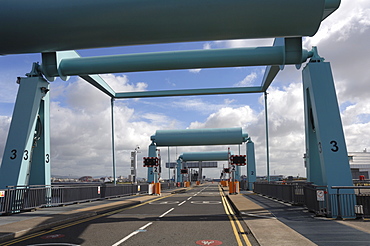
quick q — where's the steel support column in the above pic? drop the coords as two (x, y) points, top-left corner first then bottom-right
(29, 88), (51, 186)
(147, 143), (157, 183)
(176, 158), (183, 183)
(302, 49), (355, 217)
(0, 75), (50, 189)
(247, 140), (256, 190)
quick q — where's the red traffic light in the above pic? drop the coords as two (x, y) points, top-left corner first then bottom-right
(230, 155), (246, 166)
(143, 157), (159, 167)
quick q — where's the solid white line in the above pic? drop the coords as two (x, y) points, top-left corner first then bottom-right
(178, 200), (186, 206)
(111, 222), (153, 246)
(187, 197), (193, 200)
(159, 208), (175, 218)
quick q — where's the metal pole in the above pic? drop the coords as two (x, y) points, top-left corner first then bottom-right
(111, 98), (116, 185)
(134, 146), (139, 184)
(336, 188), (343, 220)
(168, 146), (170, 182)
(264, 92), (270, 182)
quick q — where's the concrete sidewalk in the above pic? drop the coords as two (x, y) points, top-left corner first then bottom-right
(227, 190), (370, 246)
(227, 192), (316, 246)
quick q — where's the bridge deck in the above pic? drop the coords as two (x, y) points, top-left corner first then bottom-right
(0, 184), (369, 245)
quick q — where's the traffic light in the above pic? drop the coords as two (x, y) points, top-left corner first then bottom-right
(143, 157), (159, 167)
(230, 155), (246, 166)
(224, 168), (230, 173)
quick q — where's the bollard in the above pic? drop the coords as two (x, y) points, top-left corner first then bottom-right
(229, 181), (235, 195)
(154, 182), (161, 195)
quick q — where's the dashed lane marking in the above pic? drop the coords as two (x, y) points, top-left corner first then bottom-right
(111, 222), (153, 246)
(149, 201), (179, 205)
(191, 201), (222, 205)
(178, 201), (187, 206)
(159, 208), (175, 218)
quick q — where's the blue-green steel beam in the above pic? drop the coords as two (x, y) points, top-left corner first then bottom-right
(261, 37), (308, 91)
(261, 66), (280, 92)
(152, 128), (248, 147)
(0, 0), (338, 55)
(115, 86), (263, 99)
(41, 51), (115, 97)
(323, 0), (342, 20)
(179, 151), (231, 162)
(54, 46), (311, 76)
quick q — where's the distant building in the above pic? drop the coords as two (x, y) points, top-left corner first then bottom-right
(349, 150), (370, 179)
(78, 176), (93, 182)
(256, 175), (284, 181)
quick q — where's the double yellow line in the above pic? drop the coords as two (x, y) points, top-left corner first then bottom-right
(1, 194), (175, 246)
(219, 186), (252, 246)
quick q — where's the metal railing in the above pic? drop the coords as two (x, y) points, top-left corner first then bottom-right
(161, 182), (178, 190)
(0, 183), (166, 215)
(253, 182), (308, 205)
(303, 184), (329, 216)
(254, 182), (370, 218)
(331, 186), (370, 219)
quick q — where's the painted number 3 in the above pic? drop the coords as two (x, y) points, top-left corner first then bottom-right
(10, 149), (17, 159)
(330, 140), (339, 152)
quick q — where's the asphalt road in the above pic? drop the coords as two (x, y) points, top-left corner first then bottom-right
(3, 184), (258, 246)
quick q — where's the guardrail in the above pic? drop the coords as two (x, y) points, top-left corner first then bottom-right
(254, 182), (370, 218)
(253, 182), (309, 205)
(331, 186), (370, 219)
(0, 183), (174, 215)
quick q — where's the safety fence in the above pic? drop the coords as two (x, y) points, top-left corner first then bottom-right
(0, 182), (177, 215)
(254, 182), (370, 218)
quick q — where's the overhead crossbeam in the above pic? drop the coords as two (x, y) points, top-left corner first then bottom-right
(151, 128), (248, 147)
(42, 51), (115, 97)
(179, 151), (231, 162)
(48, 45), (310, 77)
(41, 38), (311, 96)
(0, 0), (339, 55)
(261, 37), (304, 91)
(115, 86), (263, 99)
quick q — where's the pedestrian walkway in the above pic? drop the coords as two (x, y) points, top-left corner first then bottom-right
(228, 190), (370, 246)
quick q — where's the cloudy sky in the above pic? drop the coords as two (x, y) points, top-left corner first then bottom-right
(0, 0), (369, 180)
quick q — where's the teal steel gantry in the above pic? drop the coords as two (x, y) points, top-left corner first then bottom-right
(0, 0), (352, 217)
(178, 151), (233, 184)
(148, 128), (256, 190)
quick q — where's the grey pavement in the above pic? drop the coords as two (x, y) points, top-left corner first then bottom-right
(0, 189), (184, 243)
(230, 190), (370, 246)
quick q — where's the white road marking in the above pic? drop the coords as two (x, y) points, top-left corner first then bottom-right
(187, 197), (193, 200)
(191, 201), (222, 204)
(159, 208), (175, 218)
(178, 200), (187, 206)
(111, 222), (152, 246)
(149, 201), (179, 205)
